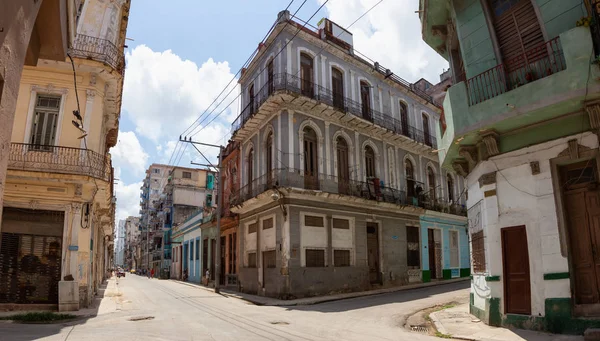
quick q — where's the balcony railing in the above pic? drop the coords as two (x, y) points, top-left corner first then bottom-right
(231, 168), (466, 216)
(69, 34), (124, 74)
(232, 73), (437, 149)
(467, 37), (565, 106)
(8, 143), (111, 181)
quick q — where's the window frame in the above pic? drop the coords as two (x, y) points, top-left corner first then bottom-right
(305, 248), (326, 267)
(29, 94), (62, 149)
(24, 88), (67, 148)
(182, 171), (192, 179)
(333, 249), (351, 267)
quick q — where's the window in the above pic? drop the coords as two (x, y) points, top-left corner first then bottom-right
(304, 215), (324, 227)
(450, 230), (459, 268)
(332, 67), (344, 110)
(399, 101), (409, 136)
(332, 218), (350, 230)
(182, 171), (192, 179)
(206, 194), (212, 207)
(334, 250), (350, 267)
(306, 249), (325, 267)
(336, 137), (350, 194)
(153, 168), (160, 174)
(262, 217), (273, 229)
(472, 230), (486, 273)
(248, 222), (257, 234)
(488, 0), (544, 73)
(406, 159), (415, 197)
(447, 174), (455, 202)
(190, 242), (194, 260)
(196, 239), (200, 260)
(407, 226), (420, 269)
(360, 80), (371, 120)
(266, 131), (273, 187)
(303, 127), (319, 190)
(300, 53), (314, 97)
(247, 147), (254, 195)
(249, 83), (255, 114)
(422, 113), (432, 147)
(267, 59), (274, 95)
(263, 250), (276, 268)
(427, 167), (436, 200)
(248, 252), (257, 268)
(365, 145), (376, 179)
(30, 95), (60, 149)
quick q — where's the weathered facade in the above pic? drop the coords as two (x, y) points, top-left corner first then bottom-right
(420, 0), (600, 334)
(124, 216), (140, 270)
(230, 11), (469, 299)
(0, 0), (130, 311)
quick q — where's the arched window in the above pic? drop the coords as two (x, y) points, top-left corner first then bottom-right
(365, 145), (376, 179)
(332, 68), (344, 110)
(247, 147), (254, 197)
(427, 167), (436, 200)
(447, 174), (455, 203)
(360, 80), (371, 120)
(399, 101), (409, 136)
(422, 113), (432, 147)
(266, 131), (273, 187)
(336, 136), (350, 194)
(300, 53), (314, 97)
(406, 159), (415, 198)
(267, 59), (274, 95)
(303, 127), (318, 189)
(249, 84), (255, 115)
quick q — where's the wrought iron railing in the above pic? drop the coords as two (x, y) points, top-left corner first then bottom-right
(231, 168), (466, 216)
(231, 73), (437, 149)
(69, 34), (124, 73)
(8, 143), (111, 181)
(467, 37), (565, 106)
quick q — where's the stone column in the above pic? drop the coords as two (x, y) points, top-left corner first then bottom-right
(80, 90), (96, 149)
(59, 203), (82, 311)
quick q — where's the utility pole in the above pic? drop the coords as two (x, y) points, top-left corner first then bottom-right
(180, 137), (223, 293)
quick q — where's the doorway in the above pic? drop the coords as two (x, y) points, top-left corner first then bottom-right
(220, 236), (226, 285)
(262, 250), (276, 289)
(502, 225), (531, 315)
(561, 160), (600, 313)
(303, 127), (319, 190)
(367, 222), (380, 284)
(427, 229), (442, 280)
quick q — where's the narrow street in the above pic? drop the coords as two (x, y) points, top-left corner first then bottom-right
(0, 276), (469, 341)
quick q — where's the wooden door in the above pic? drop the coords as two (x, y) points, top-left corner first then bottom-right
(247, 148), (254, 198)
(262, 250), (276, 289)
(332, 68), (344, 110)
(422, 113), (432, 147)
(367, 223), (380, 284)
(360, 81), (371, 120)
(248, 84), (255, 115)
(300, 53), (314, 97)
(303, 127), (319, 190)
(336, 137), (350, 194)
(502, 225), (531, 315)
(428, 229), (437, 279)
(400, 102), (409, 136)
(267, 59), (274, 95)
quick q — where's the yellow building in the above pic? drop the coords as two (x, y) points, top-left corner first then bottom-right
(0, 0), (130, 311)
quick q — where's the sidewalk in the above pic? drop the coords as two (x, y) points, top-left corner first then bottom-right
(430, 303), (583, 341)
(172, 277), (469, 306)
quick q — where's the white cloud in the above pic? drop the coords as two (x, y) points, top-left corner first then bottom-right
(111, 131), (149, 178)
(319, 0), (449, 83)
(114, 180), (143, 224)
(122, 45), (240, 143)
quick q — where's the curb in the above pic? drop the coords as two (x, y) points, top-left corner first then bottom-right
(169, 277), (469, 307)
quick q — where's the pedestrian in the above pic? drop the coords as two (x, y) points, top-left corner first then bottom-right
(150, 268), (155, 279)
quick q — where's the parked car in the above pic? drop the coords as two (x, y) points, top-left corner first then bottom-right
(117, 269), (126, 278)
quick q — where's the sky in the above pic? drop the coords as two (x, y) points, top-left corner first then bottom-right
(112, 0), (449, 224)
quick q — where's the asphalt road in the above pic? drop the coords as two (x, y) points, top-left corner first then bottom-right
(0, 275), (469, 341)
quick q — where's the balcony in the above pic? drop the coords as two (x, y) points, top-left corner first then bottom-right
(467, 37), (565, 106)
(69, 34), (125, 75)
(8, 143), (111, 182)
(231, 73), (436, 149)
(231, 168), (466, 217)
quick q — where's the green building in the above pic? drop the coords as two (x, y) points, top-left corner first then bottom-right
(419, 0), (600, 334)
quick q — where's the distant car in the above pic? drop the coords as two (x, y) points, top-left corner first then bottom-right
(117, 269), (126, 278)
(130, 269), (136, 274)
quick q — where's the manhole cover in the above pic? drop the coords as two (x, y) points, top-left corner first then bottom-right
(410, 325), (429, 333)
(269, 321), (289, 325)
(128, 316), (155, 321)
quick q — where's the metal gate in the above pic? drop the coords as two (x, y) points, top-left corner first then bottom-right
(0, 233), (62, 304)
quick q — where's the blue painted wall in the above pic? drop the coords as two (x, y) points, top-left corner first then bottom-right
(420, 215), (470, 275)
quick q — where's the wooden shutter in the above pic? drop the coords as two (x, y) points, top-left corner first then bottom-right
(489, 0), (545, 72)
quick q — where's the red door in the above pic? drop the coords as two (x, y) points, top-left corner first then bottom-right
(502, 225), (531, 315)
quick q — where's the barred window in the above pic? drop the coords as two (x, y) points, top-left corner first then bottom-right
(248, 222), (257, 234)
(305, 249), (325, 267)
(332, 218), (350, 229)
(263, 250), (276, 268)
(182, 171), (192, 179)
(305, 215), (324, 227)
(334, 250), (350, 267)
(248, 252), (257, 268)
(262, 217), (273, 230)
(472, 230), (486, 273)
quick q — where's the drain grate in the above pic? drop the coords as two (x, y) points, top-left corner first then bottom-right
(269, 321), (290, 325)
(128, 316), (155, 321)
(410, 325), (429, 333)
